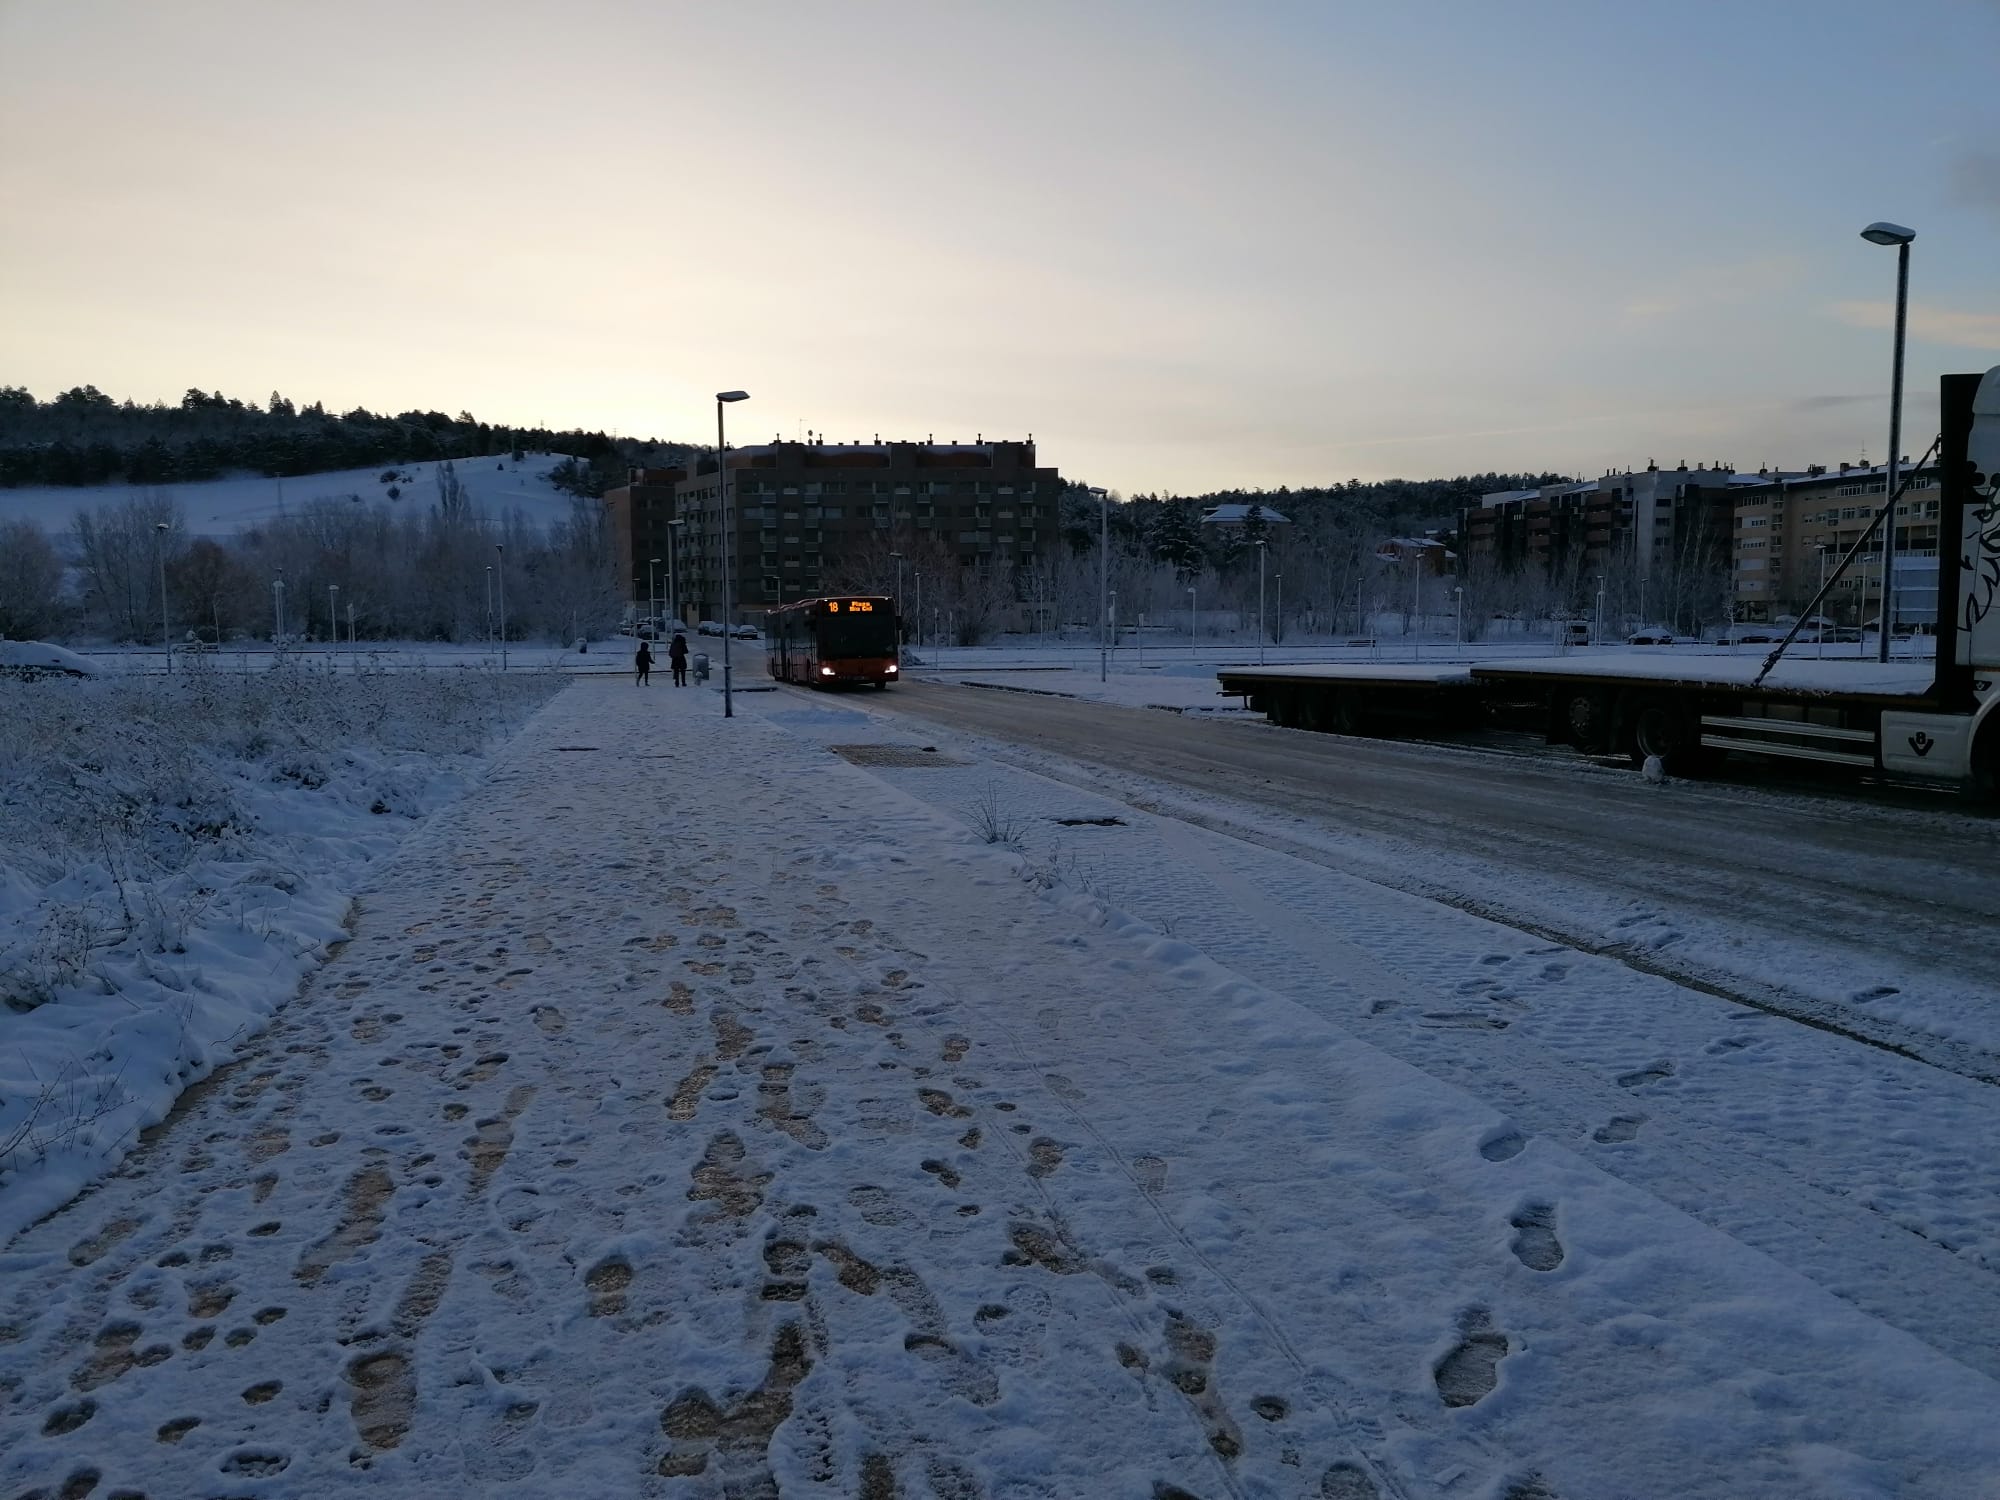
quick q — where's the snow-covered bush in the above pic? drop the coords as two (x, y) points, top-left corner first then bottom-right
(0, 659), (559, 1241)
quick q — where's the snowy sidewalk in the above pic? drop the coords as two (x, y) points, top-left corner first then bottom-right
(2, 678), (1995, 1499)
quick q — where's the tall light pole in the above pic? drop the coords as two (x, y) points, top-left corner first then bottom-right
(649, 557), (661, 634)
(1187, 584), (1196, 654)
(890, 552), (905, 644)
(154, 521), (172, 674)
(1089, 486), (1110, 682)
(273, 569), (285, 647)
(1595, 574), (1606, 648)
(716, 390), (749, 717)
(1815, 541), (1835, 659)
(347, 598), (357, 672)
(328, 584), (339, 660)
(1256, 538), (1268, 665)
(1275, 571), (1283, 648)
(668, 519), (685, 632)
(484, 565), (493, 647)
(1410, 550), (1419, 662)
(1861, 221), (1914, 661)
(1454, 585), (1464, 647)
(495, 542), (508, 671)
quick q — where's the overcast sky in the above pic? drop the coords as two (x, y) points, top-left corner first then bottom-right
(3, 0), (1997, 495)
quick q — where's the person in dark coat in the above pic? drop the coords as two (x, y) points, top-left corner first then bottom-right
(668, 632), (689, 687)
(635, 639), (653, 686)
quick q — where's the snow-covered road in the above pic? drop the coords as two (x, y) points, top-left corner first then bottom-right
(2, 678), (1995, 1499)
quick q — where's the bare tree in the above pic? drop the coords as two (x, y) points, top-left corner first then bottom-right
(0, 521), (67, 638)
(71, 493), (182, 640)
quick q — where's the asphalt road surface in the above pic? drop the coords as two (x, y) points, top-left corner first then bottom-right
(873, 678), (2000, 1082)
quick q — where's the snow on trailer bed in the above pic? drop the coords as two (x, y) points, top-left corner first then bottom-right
(1471, 651), (1937, 700)
(1216, 661), (1474, 684)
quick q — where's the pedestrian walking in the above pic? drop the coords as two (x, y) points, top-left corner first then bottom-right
(668, 631), (689, 687)
(635, 639), (653, 686)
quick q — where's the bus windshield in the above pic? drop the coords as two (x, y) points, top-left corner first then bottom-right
(818, 603), (895, 657)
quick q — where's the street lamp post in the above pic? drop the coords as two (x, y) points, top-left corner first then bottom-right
(668, 519), (686, 632)
(495, 543), (508, 671)
(890, 553), (905, 644)
(716, 390), (750, 717)
(347, 599), (357, 672)
(1454, 585), (1464, 647)
(1275, 572), (1283, 648)
(154, 521), (172, 674)
(1815, 542), (1834, 659)
(649, 557), (660, 635)
(484, 565), (493, 647)
(328, 584), (339, 661)
(1187, 585), (1196, 655)
(1595, 574), (1607, 648)
(1411, 553), (1420, 662)
(273, 570), (285, 647)
(1861, 221), (1914, 661)
(1256, 539), (1268, 665)
(1090, 487), (1110, 682)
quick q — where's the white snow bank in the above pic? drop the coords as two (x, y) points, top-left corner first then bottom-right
(0, 660), (560, 1242)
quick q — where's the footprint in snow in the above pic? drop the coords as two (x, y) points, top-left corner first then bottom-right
(1615, 1060), (1674, 1089)
(1593, 1115), (1644, 1144)
(1509, 1204), (1564, 1270)
(1434, 1310), (1509, 1408)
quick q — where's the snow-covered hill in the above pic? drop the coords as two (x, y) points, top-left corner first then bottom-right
(2, 453), (584, 539)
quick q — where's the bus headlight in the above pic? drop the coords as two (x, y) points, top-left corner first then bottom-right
(885, 664), (898, 673)
(820, 666), (835, 677)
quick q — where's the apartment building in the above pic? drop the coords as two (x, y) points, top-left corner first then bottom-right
(605, 439), (1067, 628)
(1726, 461), (1942, 625)
(1458, 478), (1631, 577)
(601, 464), (687, 617)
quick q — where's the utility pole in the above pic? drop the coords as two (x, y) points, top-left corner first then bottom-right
(1091, 487), (1110, 682)
(496, 543), (508, 670)
(154, 521), (172, 674)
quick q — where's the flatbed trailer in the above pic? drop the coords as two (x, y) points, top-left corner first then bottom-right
(1219, 367), (2000, 800)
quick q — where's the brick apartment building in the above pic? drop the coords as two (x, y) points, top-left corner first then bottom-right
(601, 439), (1067, 628)
(1725, 460), (1942, 625)
(1458, 478), (1632, 578)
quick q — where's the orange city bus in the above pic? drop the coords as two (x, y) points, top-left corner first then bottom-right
(765, 595), (900, 689)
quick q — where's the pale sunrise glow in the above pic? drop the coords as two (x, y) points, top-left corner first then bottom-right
(3, 0), (1998, 491)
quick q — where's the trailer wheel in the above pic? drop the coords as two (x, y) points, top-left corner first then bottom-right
(1630, 696), (1702, 774)
(1564, 691), (1611, 753)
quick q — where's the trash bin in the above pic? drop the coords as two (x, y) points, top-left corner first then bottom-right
(692, 652), (710, 683)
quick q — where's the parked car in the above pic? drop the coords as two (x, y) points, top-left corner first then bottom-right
(729, 623), (759, 640)
(696, 620), (724, 636)
(0, 640), (99, 679)
(1626, 625), (1678, 646)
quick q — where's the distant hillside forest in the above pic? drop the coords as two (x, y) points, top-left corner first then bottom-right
(0, 383), (690, 493)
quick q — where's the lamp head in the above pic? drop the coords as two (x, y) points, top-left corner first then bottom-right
(1860, 221), (1915, 247)
(716, 390), (749, 403)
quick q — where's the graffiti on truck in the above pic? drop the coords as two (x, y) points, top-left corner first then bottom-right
(1961, 367), (2000, 643)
